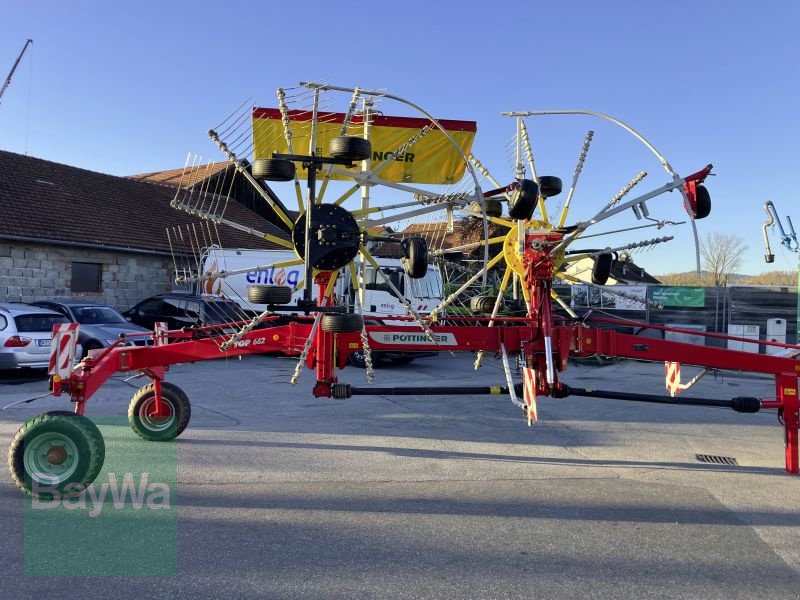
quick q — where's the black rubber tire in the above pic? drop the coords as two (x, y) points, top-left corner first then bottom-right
(538, 175), (563, 198)
(81, 339), (103, 359)
(321, 313), (364, 333)
(329, 136), (371, 162)
(252, 158), (296, 181)
(591, 253), (614, 285)
(694, 184), (711, 219)
(248, 284), (293, 305)
(508, 179), (538, 220)
(128, 381), (191, 442)
(8, 412), (105, 497)
(403, 237), (428, 279)
(469, 295), (498, 314)
(348, 350), (367, 368)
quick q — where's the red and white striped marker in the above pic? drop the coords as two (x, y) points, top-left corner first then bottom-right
(48, 323), (79, 378)
(665, 361), (681, 397)
(522, 367), (538, 425)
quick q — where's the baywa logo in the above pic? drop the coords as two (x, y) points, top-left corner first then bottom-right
(31, 472), (171, 518)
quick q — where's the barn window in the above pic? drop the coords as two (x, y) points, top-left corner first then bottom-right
(71, 262), (102, 293)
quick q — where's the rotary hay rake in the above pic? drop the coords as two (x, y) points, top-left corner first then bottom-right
(7, 82), (800, 497)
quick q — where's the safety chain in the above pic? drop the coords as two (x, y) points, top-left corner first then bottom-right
(360, 326), (374, 383)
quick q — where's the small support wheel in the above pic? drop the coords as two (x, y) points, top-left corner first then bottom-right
(252, 158), (296, 181)
(321, 313), (364, 333)
(402, 237), (428, 279)
(694, 184), (711, 219)
(591, 252), (614, 285)
(538, 175), (563, 198)
(248, 284), (293, 305)
(328, 136), (371, 162)
(8, 412), (105, 496)
(508, 179), (538, 220)
(128, 381), (191, 442)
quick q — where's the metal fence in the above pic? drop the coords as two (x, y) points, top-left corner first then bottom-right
(555, 284), (798, 350)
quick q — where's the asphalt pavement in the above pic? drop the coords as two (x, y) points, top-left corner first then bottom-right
(1, 353), (799, 599)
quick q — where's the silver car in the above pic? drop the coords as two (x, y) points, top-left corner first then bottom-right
(32, 299), (152, 357)
(0, 303), (77, 369)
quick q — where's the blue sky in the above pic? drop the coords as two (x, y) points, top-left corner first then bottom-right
(2, 0), (798, 276)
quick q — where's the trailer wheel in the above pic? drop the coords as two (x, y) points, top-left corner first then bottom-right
(252, 158), (296, 182)
(694, 184), (711, 219)
(591, 253), (614, 285)
(8, 412), (105, 497)
(402, 237), (428, 279)
(508, 179), (538, 220)
(128, 381), (191, 442)
(248, 284), (293, 305)
(321, 313), (364, 333)
(469, 199), (502, 218)
(538, 175), (563, 198)
(329, 136), (371, 162)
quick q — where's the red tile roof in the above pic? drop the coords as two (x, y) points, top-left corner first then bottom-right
(0, 150), (290, 254)
(127, 162), (231, 188)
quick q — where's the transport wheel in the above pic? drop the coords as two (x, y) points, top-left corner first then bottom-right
(128, 381), (191, 442)
(248, 284), (293, 304)
(403, 237), (428, 279)
(507, 179), (538, 220)
(8, 412), (105, 496)
(321, 313), (364, 333)
(538, 175), (563, 198)
(252, 158), (296, 181)
(591, 253), (614, 285)
(328, 136), (371, 162)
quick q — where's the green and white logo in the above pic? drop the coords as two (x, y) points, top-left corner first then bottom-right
(23, 416), (177, 576)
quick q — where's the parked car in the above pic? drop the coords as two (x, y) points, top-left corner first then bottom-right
(32, 299), (152, 357)
(122, 293), (243, 332)
(0, 303), (80, 369)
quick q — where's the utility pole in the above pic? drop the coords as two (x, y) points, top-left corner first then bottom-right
(0, 38), (33, 104)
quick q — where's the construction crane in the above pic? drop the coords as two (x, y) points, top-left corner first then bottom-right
(0, 38), (33, 104)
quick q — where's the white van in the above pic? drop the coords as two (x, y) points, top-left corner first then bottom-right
(199, 247), (443, 366)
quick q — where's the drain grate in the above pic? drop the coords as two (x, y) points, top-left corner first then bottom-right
(696, 454), (738, 466)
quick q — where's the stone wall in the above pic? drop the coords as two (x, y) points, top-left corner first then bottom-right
(0, 241), (174, 311)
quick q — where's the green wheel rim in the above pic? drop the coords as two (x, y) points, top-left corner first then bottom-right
(138, 397), (176, 432)
(23, 432), (80, 485)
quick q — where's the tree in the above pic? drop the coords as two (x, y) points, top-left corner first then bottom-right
(700, 232), (748, 287)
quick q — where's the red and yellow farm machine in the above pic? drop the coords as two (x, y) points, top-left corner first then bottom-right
(7, 83), (800, 495)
